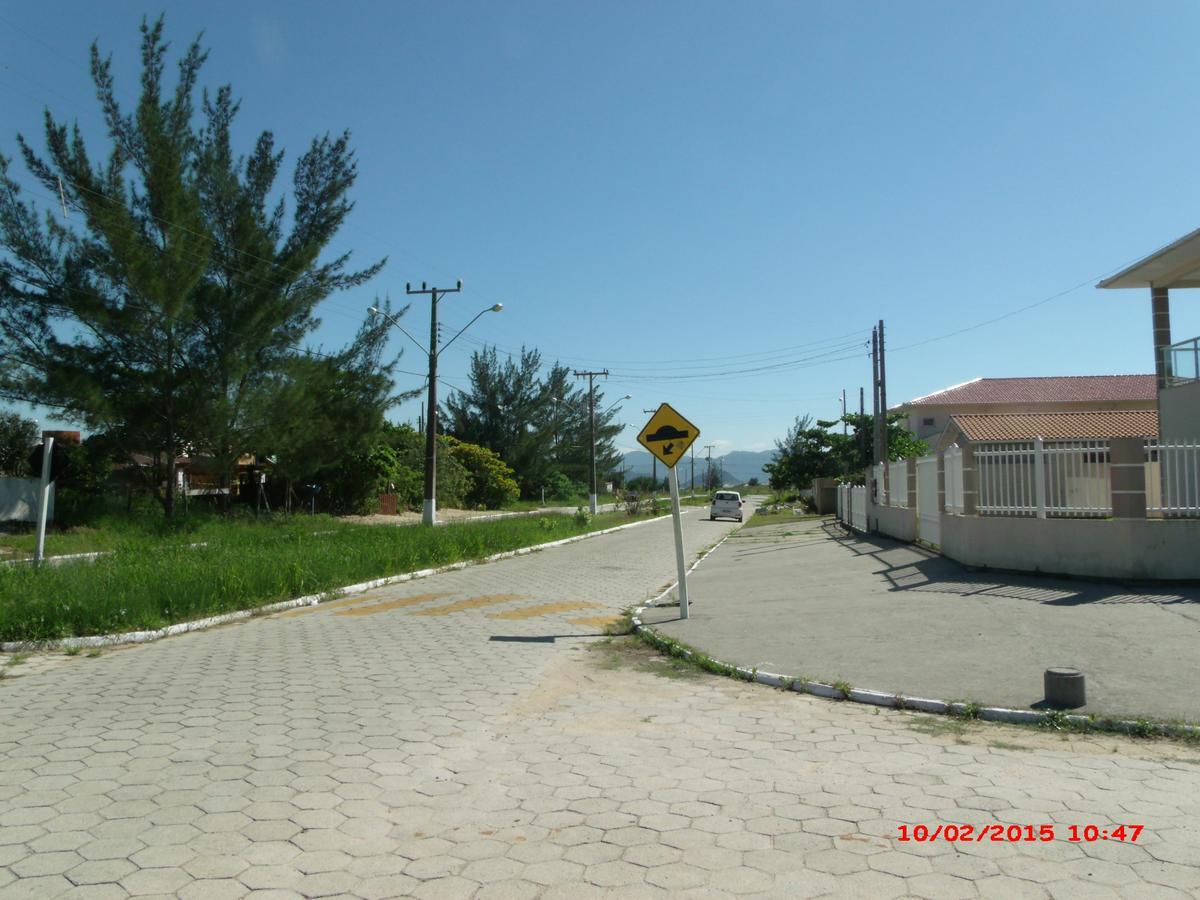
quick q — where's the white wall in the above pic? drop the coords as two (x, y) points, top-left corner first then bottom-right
(1160, 380), (1200, 440)
(940, 515), (1200, 581)
(873, 502), (917, 542)
(0, 478), (54, 523)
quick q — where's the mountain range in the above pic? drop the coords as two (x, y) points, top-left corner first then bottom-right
(619, 449), (773, 486)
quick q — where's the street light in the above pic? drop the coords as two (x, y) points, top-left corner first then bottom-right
(599, 395), (630, 495)
(589, 393), (629, 508)
(370, 295), (503, 526)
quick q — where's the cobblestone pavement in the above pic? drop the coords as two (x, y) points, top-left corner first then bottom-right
(2, 510), (1200, 899)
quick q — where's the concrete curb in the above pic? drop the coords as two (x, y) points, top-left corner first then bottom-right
(1, 511), (678, 653)
(630, 521), (1200, 742)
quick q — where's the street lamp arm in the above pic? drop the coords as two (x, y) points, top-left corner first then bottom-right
(602, 394), (632, 415)
(438, 303), (503, 357)
(369, 306), (428, 355)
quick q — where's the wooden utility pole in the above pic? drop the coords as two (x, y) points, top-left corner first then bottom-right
(703, 444), (715, 490)
(575, 369), (609, 513)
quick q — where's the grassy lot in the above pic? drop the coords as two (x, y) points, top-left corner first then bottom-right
(740, 505), (823, 528)
(0, 514), (257, 560)
(500, 492), (622, 512)
(0, 510), (655, 642)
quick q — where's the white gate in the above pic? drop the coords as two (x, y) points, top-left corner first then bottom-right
(916, 454), (940, 546)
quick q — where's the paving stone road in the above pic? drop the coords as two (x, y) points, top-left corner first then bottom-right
(2, 508), (1200, 899)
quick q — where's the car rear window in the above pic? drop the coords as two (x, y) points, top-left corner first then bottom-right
(714, 492), (738, 501)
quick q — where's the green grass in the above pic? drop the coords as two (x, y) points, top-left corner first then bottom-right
(501, 492), (623, 511)
(0, 510), (653, 642)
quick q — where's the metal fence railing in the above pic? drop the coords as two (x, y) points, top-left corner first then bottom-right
(976, 438), (1111, 518)
(1146, 439), (1200, 517)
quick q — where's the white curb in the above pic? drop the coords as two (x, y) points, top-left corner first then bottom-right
(1, 511), (675, 653)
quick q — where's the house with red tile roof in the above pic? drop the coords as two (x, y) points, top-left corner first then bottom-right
(900, 375), (1158, 451)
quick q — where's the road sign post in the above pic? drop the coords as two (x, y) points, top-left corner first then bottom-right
(637, 403), (699, 621)
(668, 465), (689, 619)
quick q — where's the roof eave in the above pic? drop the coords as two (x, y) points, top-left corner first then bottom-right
(1097, 226), (1200, 290)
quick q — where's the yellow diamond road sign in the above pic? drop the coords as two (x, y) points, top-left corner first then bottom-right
(637, 403), (699, 469)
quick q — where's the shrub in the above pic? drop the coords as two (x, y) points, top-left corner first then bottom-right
(442, 436), (520, 509)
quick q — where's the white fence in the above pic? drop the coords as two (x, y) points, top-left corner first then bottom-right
(944, 445), (963, 514)
(1147, 439), (1200, 517)
(838, 438), (1200, 535)
(916, 454), (940, 545)
(976, 438), (1111, 518)
(850, 485), (867, 531)
(0, 477), (54, 523)
(836, 482), (868, 532)
(887, 460), (908, 507)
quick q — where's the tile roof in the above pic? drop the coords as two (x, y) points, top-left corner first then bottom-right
(950, 410), (1159, 442)
(906, 375), (1157, 406)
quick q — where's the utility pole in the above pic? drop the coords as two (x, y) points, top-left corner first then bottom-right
(841, 389), (848, 435)
(858, 386), (865, 470)
(690, 443), (695, 495)
(871, 326), (881, 466)
(408, 280), (462, 526)
(703, 444), (715, 491)
(575, 369), (609, 514)
(878, 319), (888, 468)
(642, 409), (659, 493)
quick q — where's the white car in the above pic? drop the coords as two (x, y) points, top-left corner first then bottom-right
(710, 491), (743, 522)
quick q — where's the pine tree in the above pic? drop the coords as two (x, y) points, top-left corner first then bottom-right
(0, 17), (387, 516)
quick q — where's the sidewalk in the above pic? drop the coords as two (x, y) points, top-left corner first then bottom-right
(639, 516), (1200, 722)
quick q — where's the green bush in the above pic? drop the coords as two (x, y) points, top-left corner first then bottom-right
(443, 436), (520, 509)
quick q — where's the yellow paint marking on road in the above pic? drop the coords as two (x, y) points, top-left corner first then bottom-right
(278, 592), (388, 618)
(488, 601), (602, 621)
(568, 615), (622, 628)
(334, 592), (453, 617)
(411, 594), (528, 617)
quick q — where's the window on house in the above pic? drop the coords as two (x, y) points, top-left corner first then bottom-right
(922, 417), (935, 427)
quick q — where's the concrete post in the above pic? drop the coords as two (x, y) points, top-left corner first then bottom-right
(937, 451), (946, 513)
(961, 445), (978, 516)
(1109, 437), (1147, 519)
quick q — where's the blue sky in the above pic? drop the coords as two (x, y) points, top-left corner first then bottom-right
(3, 1), (1199, 453)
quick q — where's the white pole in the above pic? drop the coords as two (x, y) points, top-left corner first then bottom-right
(1033, 435), (1047, 519)
(35, 436), (54, 565)
(669, 466), (689, 619)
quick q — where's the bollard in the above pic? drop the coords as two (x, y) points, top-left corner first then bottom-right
(1044, 667), (1086, 709)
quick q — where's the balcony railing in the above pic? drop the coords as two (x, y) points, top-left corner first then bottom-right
(1163, 336), (1200, 385)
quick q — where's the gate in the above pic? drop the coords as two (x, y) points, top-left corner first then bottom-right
(916, 454), (940, 547)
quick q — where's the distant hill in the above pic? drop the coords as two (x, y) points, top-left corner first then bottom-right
(619, 448), (773, 486)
